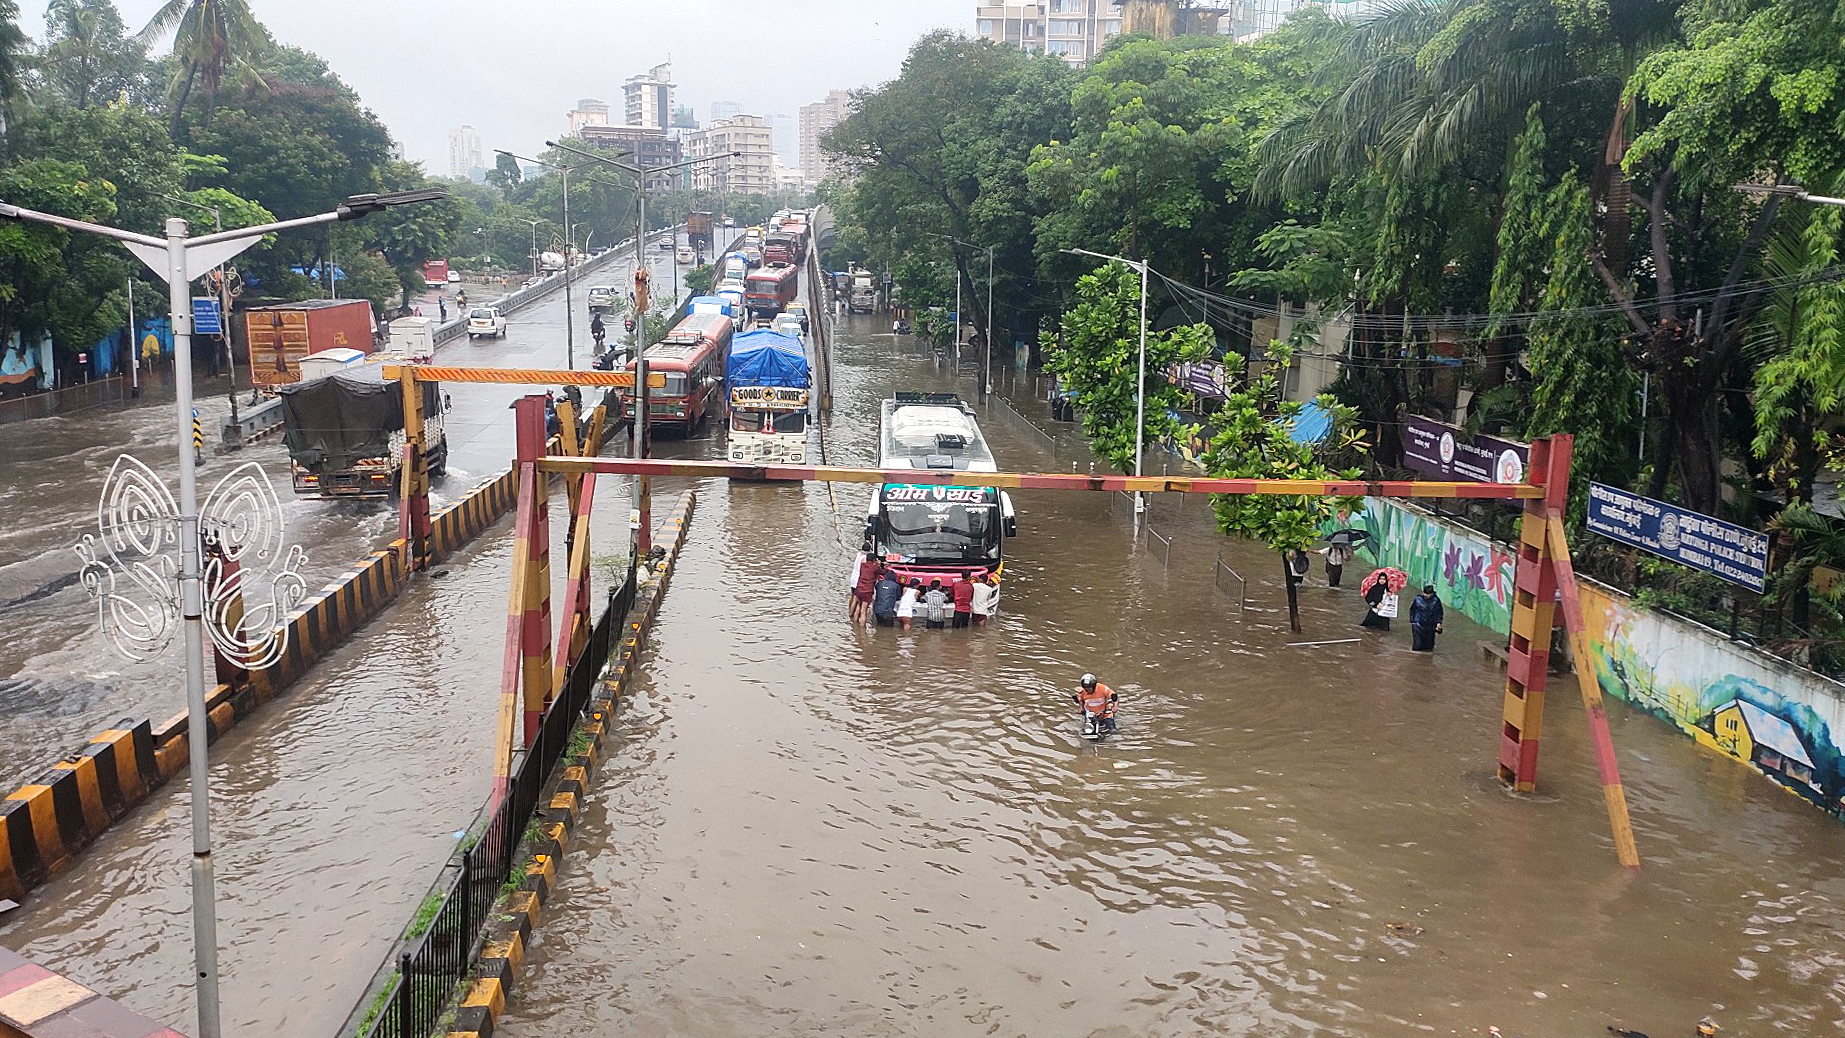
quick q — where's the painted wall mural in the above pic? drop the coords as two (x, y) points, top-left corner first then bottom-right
(1578, 581), (1845, 819)
(1337, 498), (1515, 636)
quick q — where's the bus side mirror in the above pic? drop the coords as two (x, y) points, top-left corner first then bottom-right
(1004, 517), (1018, 538)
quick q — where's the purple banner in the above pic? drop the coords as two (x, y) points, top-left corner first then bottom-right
(1404, 417), (1529, 484)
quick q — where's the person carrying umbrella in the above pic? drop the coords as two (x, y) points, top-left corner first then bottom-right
(1359, 567), (1405, 631)
(1317, 527), (1367, 587)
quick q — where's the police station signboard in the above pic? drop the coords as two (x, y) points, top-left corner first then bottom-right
(1586, 482), (1769, 592)
(1403, 417), (1528, 484)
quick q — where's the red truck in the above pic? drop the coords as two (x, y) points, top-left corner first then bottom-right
(246, 299), (376, 392)
(422, 259), (451, 288)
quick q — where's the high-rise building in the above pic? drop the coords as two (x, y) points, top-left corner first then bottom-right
(1220, 0), (1385, 42)
(579, 124), (684, 176)
(685, 115), (774, 195)
(624, 62), (674, 130)
(1119, 0), (1225, 36)
(766, 112), (798, 169)
(448, 125), (483, 179)
(800, 90), (853, 185)
(709, 100), (744, 123)
(566, 98), (611, 136)
(974, 1), (1122, 64)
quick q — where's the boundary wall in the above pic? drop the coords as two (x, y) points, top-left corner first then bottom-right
(1350, 496), (1845, 823)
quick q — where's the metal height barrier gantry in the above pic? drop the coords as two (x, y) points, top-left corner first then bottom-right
(358, 573), (632, 1038)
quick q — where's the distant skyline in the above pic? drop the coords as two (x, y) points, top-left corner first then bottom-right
(21, 1), (972, 176)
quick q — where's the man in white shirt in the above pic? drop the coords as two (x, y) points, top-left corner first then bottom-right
(970, 571), (998, 625)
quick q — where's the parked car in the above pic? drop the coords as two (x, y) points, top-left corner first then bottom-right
(468, 306), (507, 340)
(446, 269), (461, 284)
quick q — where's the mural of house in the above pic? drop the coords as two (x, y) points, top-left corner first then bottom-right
(1698, 698), (1823, 798)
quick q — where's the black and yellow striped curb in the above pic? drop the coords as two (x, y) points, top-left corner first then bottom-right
(445, 490), (695, 1038)
(0, 465), (529, 904)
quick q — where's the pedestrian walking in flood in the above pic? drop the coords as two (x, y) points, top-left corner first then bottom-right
(1409, 584), (1444, 651)
(1319, 529), (1358, 587)
(847, 546), (871, 624)
(1288, 549), (1312, 586)
(970, 570), (997, 626)
(872, 567), (901, 627)
(1358, 567), (1405, 631)
(951, 571), (975, 628)
(896, 579), (920, 631)
(923, 579), (950, 629)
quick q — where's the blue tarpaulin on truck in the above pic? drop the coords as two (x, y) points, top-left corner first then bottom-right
(726, 329), (809, 397)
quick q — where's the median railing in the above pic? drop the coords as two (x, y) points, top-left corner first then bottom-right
(353, 570), (635, 1038)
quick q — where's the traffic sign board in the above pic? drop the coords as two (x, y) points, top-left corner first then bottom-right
(192, 297), (222, 336)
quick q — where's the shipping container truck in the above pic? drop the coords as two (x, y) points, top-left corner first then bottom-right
(686, 211), (714, 252)
(246, 299), (376, 393)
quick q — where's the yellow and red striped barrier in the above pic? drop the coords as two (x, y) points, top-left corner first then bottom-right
(382, 364), (665, 389)
(533, 456), (1549, 499)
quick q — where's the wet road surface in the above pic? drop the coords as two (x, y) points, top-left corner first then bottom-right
(0, 241), (680, 789)
(3, 303), (1843, 1037)
(495, 315), (1845, 1038)
(0, 243), (679, 1033)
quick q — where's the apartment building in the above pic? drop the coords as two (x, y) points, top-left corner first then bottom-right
(799, 90), (852, 185)
(974, 1), (1122, 63)
(565, 98), (610, 137)
(448, 125), (482, 179)
(685, 115), (774, 195)
(623, 62), (674, 131)
(578, 124), (684, 181)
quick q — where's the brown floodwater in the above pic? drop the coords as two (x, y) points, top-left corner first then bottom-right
(496, 314), (1845, 1038)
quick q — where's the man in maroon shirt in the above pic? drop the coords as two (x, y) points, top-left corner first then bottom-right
(950, 571), (975, 629)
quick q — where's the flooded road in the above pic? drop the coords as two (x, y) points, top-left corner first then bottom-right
(0, 246), (676, 1033)
(498, 315), (1845, 1038)
(0, 242), (678, 789)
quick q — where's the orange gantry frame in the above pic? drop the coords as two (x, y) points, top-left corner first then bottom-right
(390, 362), (1639, 870)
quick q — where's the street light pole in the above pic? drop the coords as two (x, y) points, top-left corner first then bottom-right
(1065, 247), (1151, 537)
(547, 140), (736, 568)
(1, 188), (442, 1038)
(499, 151), (578, 368)
(525, 218), (540, 279)
(165, 194), (241, 431)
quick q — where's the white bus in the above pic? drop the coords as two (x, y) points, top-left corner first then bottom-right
(867, 393), (1016, 582)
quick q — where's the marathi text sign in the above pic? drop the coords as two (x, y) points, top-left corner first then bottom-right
(1404, 417), (1528, 484)
(1586, 482), (1768, 592)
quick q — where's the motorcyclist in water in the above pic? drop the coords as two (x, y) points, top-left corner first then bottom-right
(1072, 673), (1117, 734)
(590, 312), (606, 349)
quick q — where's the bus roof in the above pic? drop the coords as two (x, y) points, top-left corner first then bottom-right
(879, 393), (996, 471)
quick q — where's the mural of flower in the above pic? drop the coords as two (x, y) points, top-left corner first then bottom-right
(1486, 549), (1514, 602)
(1463, 552), (1487, 590)
(1444, 543), (1462, 585)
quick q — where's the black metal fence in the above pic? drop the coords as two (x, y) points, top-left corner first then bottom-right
(358, 573), (635, 1038)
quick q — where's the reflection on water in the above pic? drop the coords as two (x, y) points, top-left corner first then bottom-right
(498, 316), (1845, 1038)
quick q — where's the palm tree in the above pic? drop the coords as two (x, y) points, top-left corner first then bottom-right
(41, 0), (145, 110)
(0, 0), (30, 130)
(137, 0), (268, 133)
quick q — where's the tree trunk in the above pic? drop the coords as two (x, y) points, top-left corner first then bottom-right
(1281, 552), (1301, 634)
(1664, 380), (1723, 515)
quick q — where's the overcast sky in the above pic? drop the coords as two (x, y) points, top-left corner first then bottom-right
(21, 1), (972, 173)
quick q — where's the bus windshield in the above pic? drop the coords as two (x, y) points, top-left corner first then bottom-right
(879, 500), (999, 565)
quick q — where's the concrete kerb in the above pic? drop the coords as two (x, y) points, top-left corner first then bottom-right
(443, 490), (696, 1038)
(0, 466), (528, 905)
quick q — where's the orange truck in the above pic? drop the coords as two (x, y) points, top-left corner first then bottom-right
(245, 299), (376, 393)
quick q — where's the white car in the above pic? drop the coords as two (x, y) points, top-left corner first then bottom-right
(771, 315), (804, 339)
(446, 269), (461, 284)
(676, 245), (695, 264)
(467, 306), (507, 339)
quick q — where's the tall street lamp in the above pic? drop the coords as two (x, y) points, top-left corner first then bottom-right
(499, 150), (580, 369)
(547, 139), (735, 566)
(2, 187), (443, 1038)
(932, 233), (995, 396)
(163, 194), (245, 432)
(524, 217), (541, 278)
(1065, 247), (1150, 537)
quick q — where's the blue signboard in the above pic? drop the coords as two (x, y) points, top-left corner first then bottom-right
(1586, 482), (1769, 592)
(192, 297), (222, 336)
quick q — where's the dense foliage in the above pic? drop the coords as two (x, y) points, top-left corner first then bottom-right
(828, 2), (1845, 666)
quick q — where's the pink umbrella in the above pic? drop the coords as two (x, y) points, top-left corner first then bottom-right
(1359, 567), (1409, 594)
